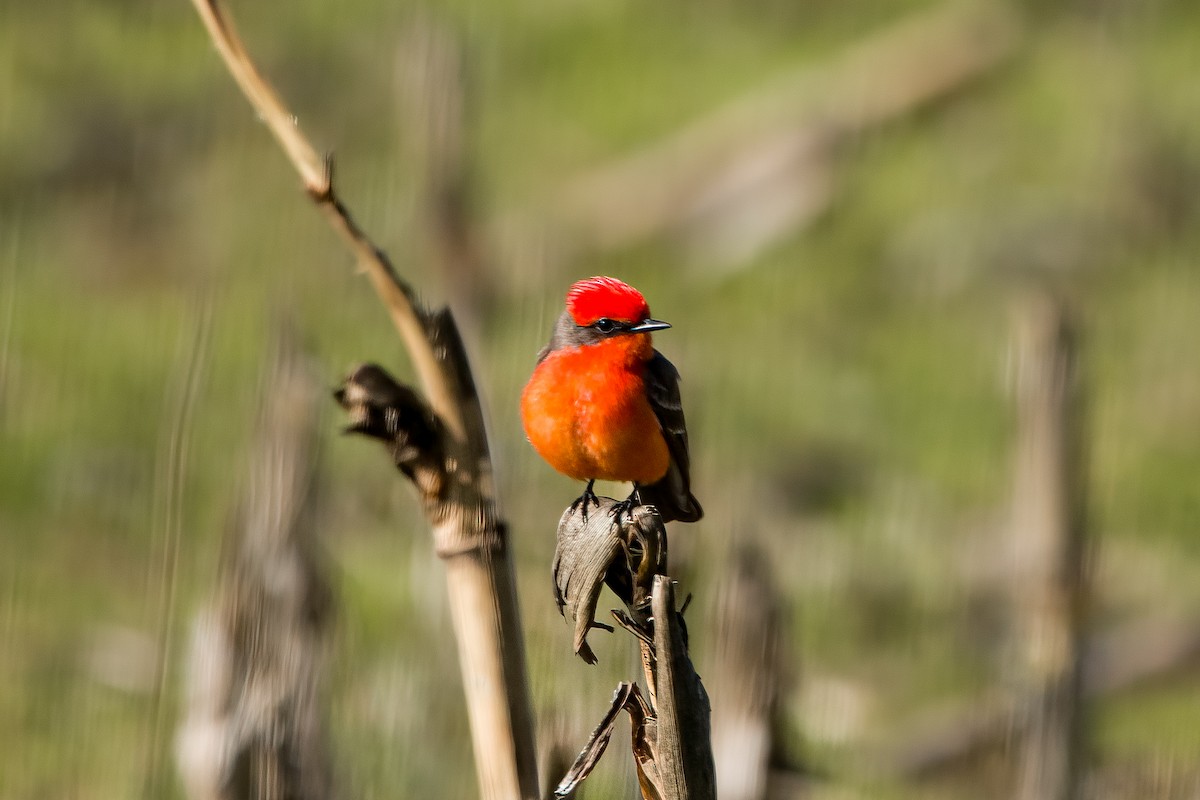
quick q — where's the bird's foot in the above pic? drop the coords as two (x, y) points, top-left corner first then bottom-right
(609, 489), (642, 525)
(570, 480), (601, 521)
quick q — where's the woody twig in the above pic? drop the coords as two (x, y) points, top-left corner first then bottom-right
(552, 500), (716, 799)
(187, 1), (539, 797)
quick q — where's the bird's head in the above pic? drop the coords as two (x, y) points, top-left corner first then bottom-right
(565, 276), (671, 339)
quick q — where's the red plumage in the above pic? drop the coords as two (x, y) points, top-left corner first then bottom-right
(567, 276), (651, 326)
(522, 276), (702, 524)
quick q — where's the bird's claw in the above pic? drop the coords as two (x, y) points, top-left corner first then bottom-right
(570, 480), (601, 521)
(609, 494), (639, 525)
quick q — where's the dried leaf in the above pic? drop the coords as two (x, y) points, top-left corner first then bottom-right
(334, 363), (446, 499)
(554, 683), (635, 797)
(625, 684), (664, 800)
(552, 498), (626, 663)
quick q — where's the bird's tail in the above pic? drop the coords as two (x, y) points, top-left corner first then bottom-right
(637, 475), (703, 524)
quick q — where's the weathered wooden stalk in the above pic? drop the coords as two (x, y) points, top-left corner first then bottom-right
(188, 1), (541, 796)
(1011, 293), (1088, 800)
(176, 342), (334, 800)
(710, 547), (787, 800)
(552, 501), (715, 799)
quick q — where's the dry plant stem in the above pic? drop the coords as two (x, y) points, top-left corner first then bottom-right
(554, 683), (636, 798)
(336, 361), (538, 800)
(176, 341), (334, 800)
(445, 551), (539, 800)
(1011, 294), (1086, 800)
(709, 547), (787, 800)
(189, 2), (539, 797)
(651, 577), (717, 800)
(552, 504), (715, 799)
(190, 0), (453, 434)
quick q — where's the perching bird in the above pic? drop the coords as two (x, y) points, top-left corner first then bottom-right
(521, 276), (702, 523)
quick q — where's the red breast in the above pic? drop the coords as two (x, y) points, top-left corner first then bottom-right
(521, 333), (670, 484)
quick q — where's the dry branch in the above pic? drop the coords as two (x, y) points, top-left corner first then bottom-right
(553, 683), (638, 797)
(176, 340), (334, 800)
(651, 576), (717, 800)
(551, 500), (714, 800)
(191, 0), (453, 437)
(1010, 294), (1086, 800)
(188, 1), (539, 797)
(333, 362), (539, 800)
(709, 547), (789, 800)
(872, 295), (1095, 785)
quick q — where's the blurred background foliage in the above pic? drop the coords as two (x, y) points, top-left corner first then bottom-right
(2, 0), (1199, 797)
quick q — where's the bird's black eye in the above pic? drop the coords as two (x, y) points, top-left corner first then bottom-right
(593, 318), (617, 333)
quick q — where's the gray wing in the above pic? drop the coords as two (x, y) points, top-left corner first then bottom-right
(642, 351), (703, 523)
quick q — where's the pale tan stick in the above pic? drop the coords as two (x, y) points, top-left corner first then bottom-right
(188, 2), (539, 797)
(1011, 294), (1087, 800)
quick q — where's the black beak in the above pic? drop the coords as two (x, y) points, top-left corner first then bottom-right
(629, 318), (671, 333)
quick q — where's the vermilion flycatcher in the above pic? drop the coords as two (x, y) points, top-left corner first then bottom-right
(521, 276), (702, 523)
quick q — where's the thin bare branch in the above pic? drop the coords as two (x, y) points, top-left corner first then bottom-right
(188, 2), (539, 797)
(189, 0), (465, 441)
(189, 0), (324, 192)
(332, 362), (539, 800)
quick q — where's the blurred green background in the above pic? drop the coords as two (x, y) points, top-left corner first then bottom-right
(2, 0), (1199, 797)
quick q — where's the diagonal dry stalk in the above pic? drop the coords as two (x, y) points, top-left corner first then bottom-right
(190, 0), (459, 436)
(187, 1), (539, 798)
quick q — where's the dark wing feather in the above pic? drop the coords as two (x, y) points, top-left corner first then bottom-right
(640, 351), (703, 523)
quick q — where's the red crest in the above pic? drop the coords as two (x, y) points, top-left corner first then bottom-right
(566, 276), (650, 326)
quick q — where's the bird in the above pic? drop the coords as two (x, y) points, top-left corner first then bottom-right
(521, 276), (702, 524)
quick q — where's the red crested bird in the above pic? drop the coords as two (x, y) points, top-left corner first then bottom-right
(521, 276), (702, 523)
